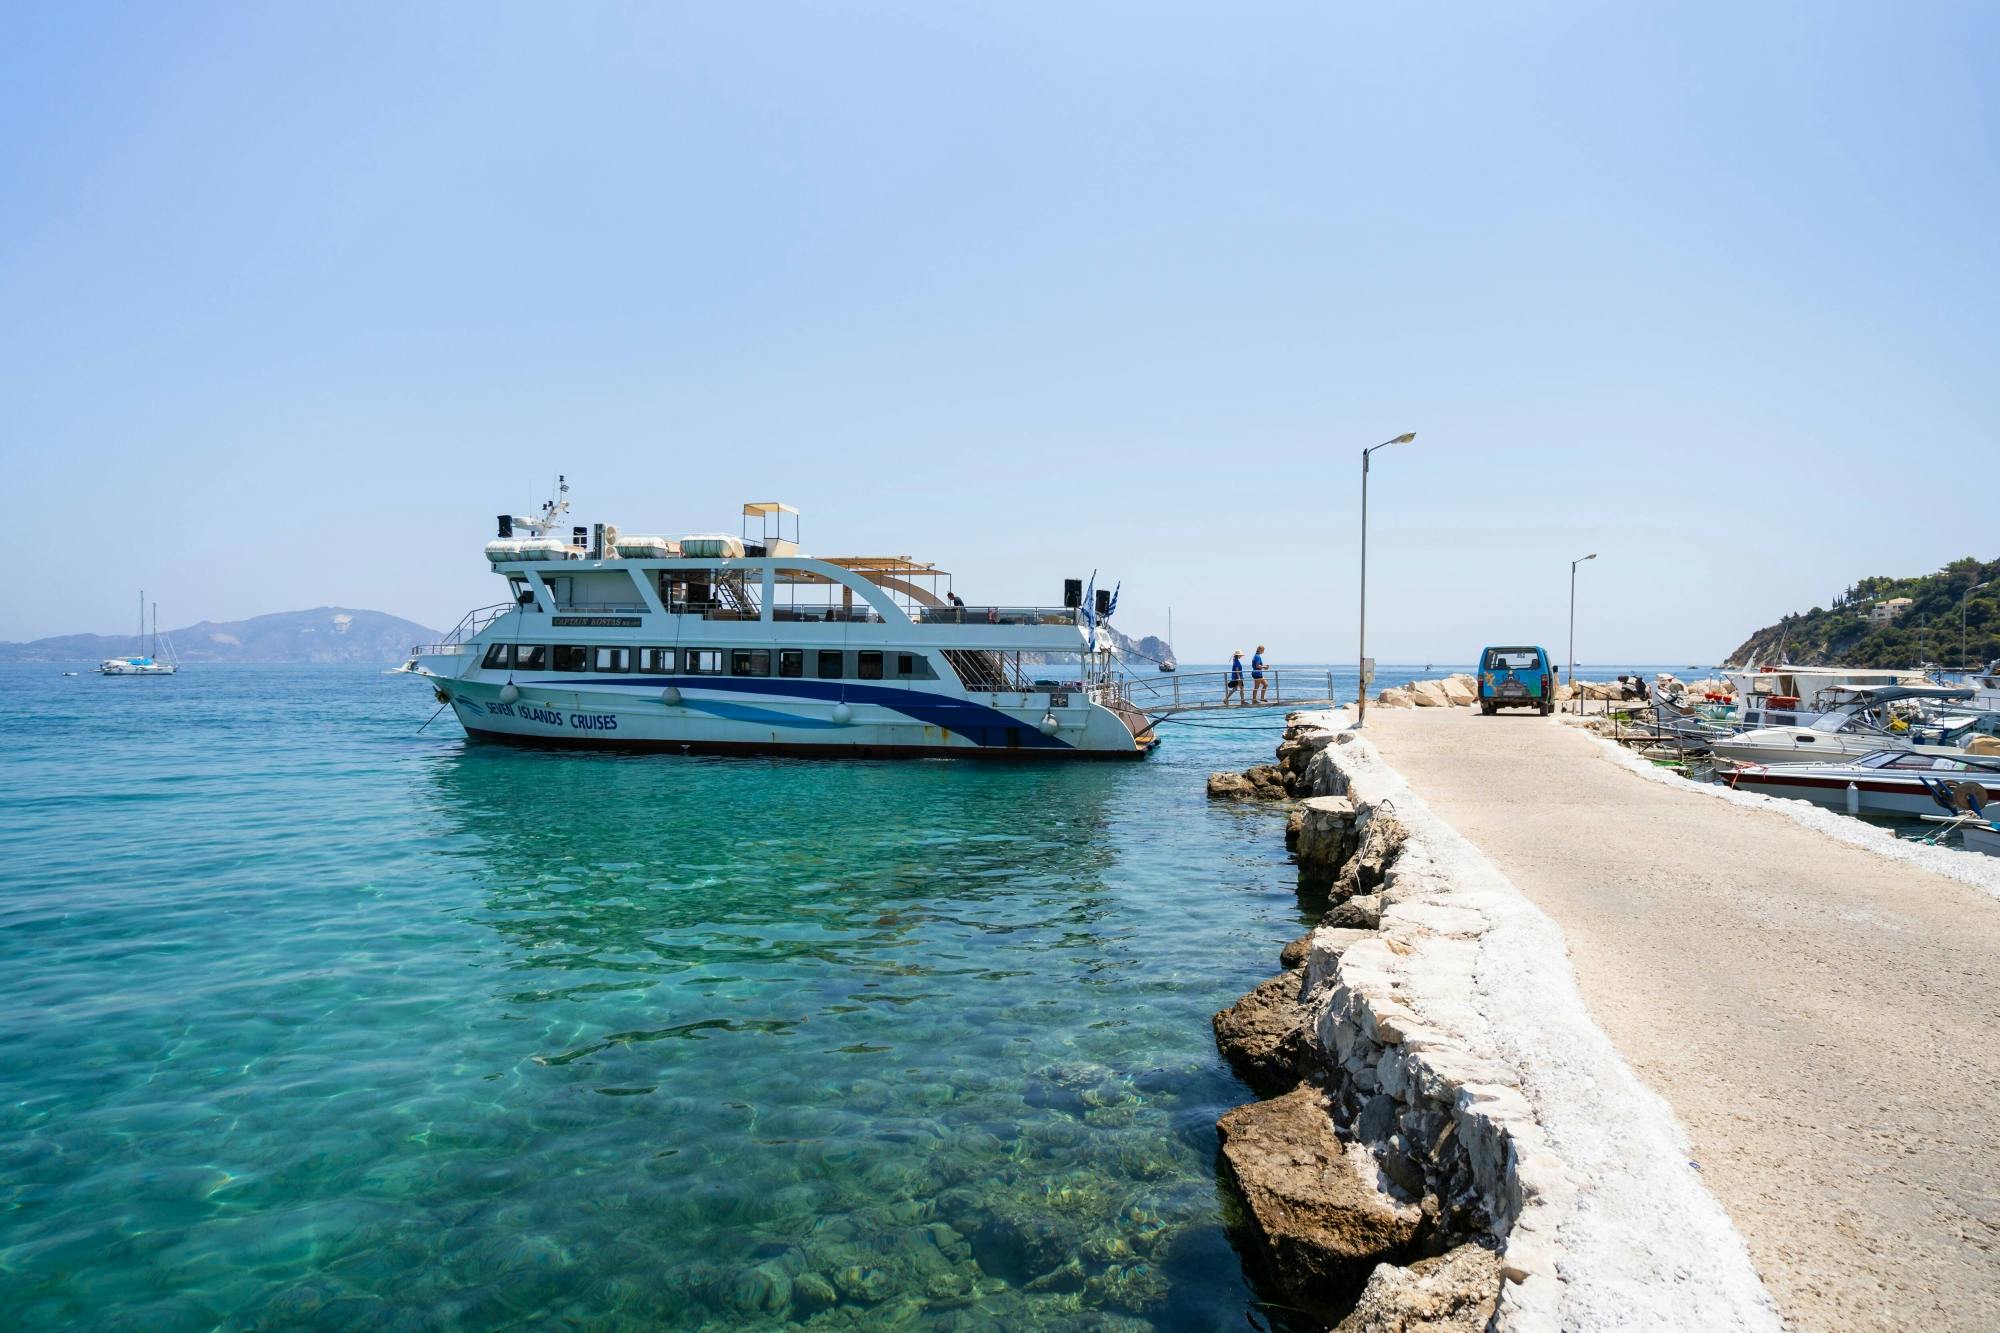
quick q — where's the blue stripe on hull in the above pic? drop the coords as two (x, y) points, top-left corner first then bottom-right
(511, 675), (1073, 749)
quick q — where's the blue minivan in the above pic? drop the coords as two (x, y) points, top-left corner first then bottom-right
(1477, 645), (1555, 715)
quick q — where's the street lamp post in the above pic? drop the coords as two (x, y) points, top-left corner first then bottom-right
(1356, 432), (1417, 727)
(1964, 581), (1989, 671)
(1568, 553), (1597, 708)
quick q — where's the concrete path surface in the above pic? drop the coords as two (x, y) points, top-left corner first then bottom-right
(1362, 708), (2000, 1332)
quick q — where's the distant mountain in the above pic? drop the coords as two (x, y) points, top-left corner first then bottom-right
(0, 607), (444, 664)
(1726, 557), (1998, 668)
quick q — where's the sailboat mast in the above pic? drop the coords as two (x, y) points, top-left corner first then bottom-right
(138, 590), (146, 654)
(151, 601), (158, 656)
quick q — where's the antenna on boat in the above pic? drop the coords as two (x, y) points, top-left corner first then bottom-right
(511, 474), (572, 536)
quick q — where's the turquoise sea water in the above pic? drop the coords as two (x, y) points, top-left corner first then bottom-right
(1, 663), (1352, 1331)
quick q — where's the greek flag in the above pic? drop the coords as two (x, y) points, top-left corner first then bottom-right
(1106, 582), (1119, 621)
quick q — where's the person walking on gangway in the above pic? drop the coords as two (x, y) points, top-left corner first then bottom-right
(1224, 651), (1246, 705)
(1251, 645), (1269, 705)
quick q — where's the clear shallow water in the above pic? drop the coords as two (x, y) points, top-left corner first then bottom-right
(0, 663), (1349, 1331)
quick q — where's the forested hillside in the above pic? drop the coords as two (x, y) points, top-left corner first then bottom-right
(1727, 558), (1998, 668)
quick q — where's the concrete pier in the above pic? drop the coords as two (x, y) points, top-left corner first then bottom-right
(1360, 707), (2000, 1332)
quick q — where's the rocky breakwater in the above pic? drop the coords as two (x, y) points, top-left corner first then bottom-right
(1370, 673), (1479, 710)
(1206, 711), (1778, 1332)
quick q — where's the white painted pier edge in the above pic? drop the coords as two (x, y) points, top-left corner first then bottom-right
(1289, 709), (1780, 1332)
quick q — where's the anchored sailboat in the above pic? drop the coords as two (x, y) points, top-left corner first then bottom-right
(100, 593), (179, 676)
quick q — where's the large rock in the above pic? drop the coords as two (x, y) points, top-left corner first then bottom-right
(1214, 973), (1312, 1096)
(1295, 796), (1360, 896)
(1333, 1242), (1503, 1332)
(1325, 892), (1384, 930)
(1438, 673), (1478, 706)
(1373, 686), (1416, 708)
(1208, 771), (1256, 800)
(1408, 679), (1454, 708)
(1218, 1087), (1423, 1322)
(1331, 810), (1407, 904)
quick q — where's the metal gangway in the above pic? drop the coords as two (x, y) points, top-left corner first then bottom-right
(1098, 668), (1341, 720)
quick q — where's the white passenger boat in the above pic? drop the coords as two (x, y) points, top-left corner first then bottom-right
(1721, 749), (2000, 817)
(399, 489), (1159, 760)
(99, 593), (179, 677)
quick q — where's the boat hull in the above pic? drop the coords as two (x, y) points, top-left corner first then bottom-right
(1725, 769), (2000, 817)
(434, 675), (1154, 761)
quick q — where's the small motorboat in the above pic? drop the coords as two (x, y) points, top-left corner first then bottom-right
(1721, 748), (2000, 818)
(1709, 684), (1990, 767)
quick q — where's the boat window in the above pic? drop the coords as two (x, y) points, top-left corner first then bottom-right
(778, 650), (804, 678)
(817, 650), (843, 680)
(897, 654), (916, 677)
(516, 645), (548, 671)
(685, 648), (723, 675)
(858, 651), (884, 681)
(594, 647), (629, 673)
(482, 643), (512, 670)
(731, 649), (770, 678)
(553, 645), (588, 672)
(641, 647), (675, 672)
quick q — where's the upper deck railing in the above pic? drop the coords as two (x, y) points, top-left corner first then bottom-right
(411, 601), (517, 656)
(915, 606), (1080, 627)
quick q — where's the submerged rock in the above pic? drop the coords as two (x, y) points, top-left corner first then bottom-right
(792, 1270), (838, 1314)
(1217, 1087), (1422, 1322)
(1207, 766), (1291, 801)
(1332, 1241), (1503, 1332)
(1213, 973), (1312, 1096)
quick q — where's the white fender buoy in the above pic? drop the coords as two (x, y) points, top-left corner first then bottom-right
(1039, 712), (1060, 735)
(498, 682), (520, 705)
(832, 702), (853, 725)
(1845, 781), (1860, 816)
(660, 686), (682, 706)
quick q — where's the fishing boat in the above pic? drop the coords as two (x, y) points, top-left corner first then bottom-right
(398, 486), (1159, 759)
(99, 594), (178, 676)
(1720, 749), (2000, 817)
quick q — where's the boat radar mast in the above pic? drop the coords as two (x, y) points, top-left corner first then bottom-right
(509, 475), (571, 536)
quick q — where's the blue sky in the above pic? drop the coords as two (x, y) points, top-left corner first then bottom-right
(4, 2), (1994, 661)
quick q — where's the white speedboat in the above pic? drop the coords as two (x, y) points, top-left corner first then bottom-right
(398, 487), (1159, 760)
(100, 594), (179, 676)
(1721, 749), (2000, 817)
(1709, 684), (1995, 766)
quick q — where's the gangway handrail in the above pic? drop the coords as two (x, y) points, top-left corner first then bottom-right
(1101, 667), (1341, 718)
